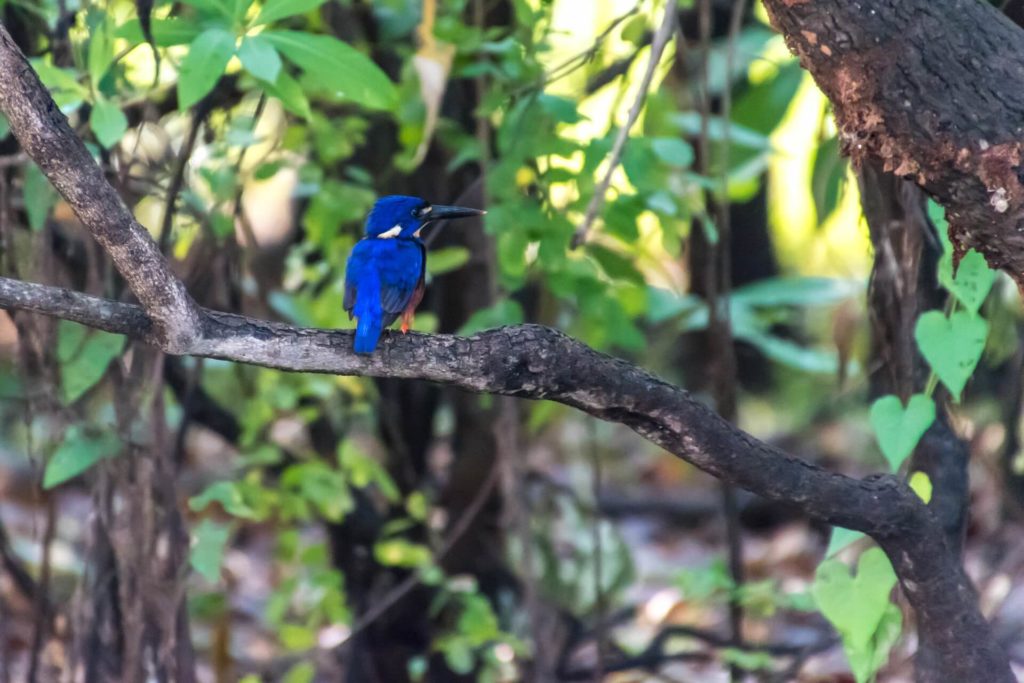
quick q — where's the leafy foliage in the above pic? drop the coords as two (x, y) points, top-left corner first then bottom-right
(812, 549), (901, 683)
(0, 0), (1013, 681)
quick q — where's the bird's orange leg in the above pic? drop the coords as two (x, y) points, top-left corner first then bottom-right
(400, 282), (426, 334)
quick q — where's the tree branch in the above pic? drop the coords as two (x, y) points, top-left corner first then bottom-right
(0, 274), (1012, 681)
(762, 0), (1024, 283)
(0, 23), (201, 351)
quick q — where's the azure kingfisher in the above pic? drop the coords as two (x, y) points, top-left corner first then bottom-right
(344, 195), (485, 354)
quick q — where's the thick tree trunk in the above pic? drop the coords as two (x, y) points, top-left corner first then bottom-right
(763, 0), (1024, 285)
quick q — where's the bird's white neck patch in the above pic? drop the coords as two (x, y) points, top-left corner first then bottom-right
(377, 225), (402, 239)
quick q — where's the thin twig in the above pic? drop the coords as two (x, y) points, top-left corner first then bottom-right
(701, 1), (750, 679)
(26, 499), (55, 683)
(543, 4), (641, 84)
(158, 111), (205, 254)
(571, 1), (677, 248)
(561, 621), (836, 681)
(587, 421), (605, 683)
(511, 3), (642, 98)
(231, 94), (268, 250)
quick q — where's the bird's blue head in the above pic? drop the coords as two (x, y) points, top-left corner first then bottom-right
(364, 195), (485, 239)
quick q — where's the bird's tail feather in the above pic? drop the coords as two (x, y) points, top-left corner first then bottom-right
(354, 271), (383, 354)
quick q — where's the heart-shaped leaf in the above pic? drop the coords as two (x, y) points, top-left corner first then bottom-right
(869, 393), (935, 471)
(939, 248), (995, 313)
(914, 310), (988, 401)
(826, 526), (865, 557)
(847, 602), (902, 683)
(812, 548), (897, 652)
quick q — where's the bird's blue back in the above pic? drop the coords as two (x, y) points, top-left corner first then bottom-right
(344, 196), (428, 353)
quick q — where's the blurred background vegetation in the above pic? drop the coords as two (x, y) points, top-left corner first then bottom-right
(0, 0), (1022, 681)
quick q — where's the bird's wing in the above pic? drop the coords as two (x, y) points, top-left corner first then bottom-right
(381, 241), (426, 328)
(343, 240), (369, 320)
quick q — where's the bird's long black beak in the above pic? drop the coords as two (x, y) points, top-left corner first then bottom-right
(425, 205), (486, 222)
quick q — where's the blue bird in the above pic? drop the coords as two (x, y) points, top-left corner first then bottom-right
(344, 195), (485, 354)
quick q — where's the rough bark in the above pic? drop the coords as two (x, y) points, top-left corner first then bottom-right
(0, 13), (1013, 683)
(0, 274), (1012, 681)
(763, 0), (1024, 285)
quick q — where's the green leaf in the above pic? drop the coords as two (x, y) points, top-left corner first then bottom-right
(407, 656), (428, 681)
(190, 518), (231, 582)
(939, 248), (995, 314)
(855, 603), (901, 683)
(589, 244), (644, 284)
(425, 246), (470, 276)
(43, 426), (121, 489)
(374, 538), (432, 568)
(178, 28), (237, 110)
(238, 34), (281, 83)
(254, 0), (328, 25)
(282, 663), (315, 683)
(737, 329), (839, 374)
(720, 647), (775, 672)
(650, 137), (694, 168)
(179, 0), (235, 18)
(909, 471), (933, 503)
(826, 527), (865, 557)
(262, 30), (398, 110)
(115, 17), (203, 47)
(841, 600), (902, 683)
(457, 593), (500, 644)
(812, 548), (897, 654)
(811, 135), (846, 224)
(231, 0), (253, 22)
(646, 288), (701, 325)
(87, 16), (114, 87)
(190, 480), (261, 519)
(57, 321), (124, 403)
(281, 461), (353, 522)
(406, 491), (428, 521)
(259, 67), (311, 119)
(90, 98), (128, 149)
(732, 276), (860, 307)
(536, 93), (583, 124)
(672, 112), (772, 150)
(338, 440), (399, 501)
(279, 624), (317, 651)
(914, 310), (988, 401)
(869, 394), (935, 472)
(24, 162), (57, 232)
(441, 638), (475, 675)
(31, 60), (89, 105)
